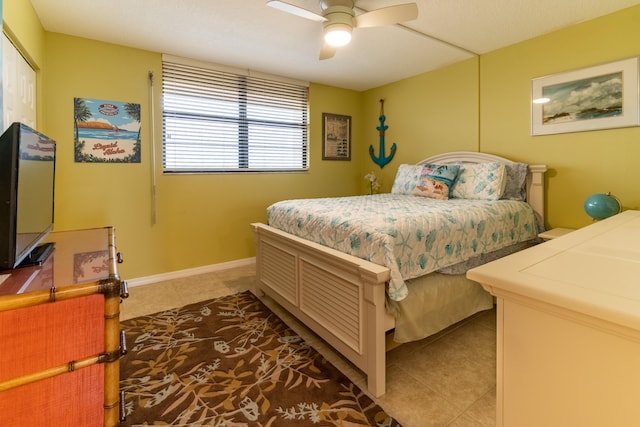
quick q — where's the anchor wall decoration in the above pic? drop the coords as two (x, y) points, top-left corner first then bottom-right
(369, 98), (396, 168)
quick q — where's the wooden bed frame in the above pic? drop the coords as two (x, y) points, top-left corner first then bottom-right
(251, 151), (547, 397)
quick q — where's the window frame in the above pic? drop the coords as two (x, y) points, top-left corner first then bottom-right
(161, 55), (310, 174)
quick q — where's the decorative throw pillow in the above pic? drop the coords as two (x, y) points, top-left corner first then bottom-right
(391, 164), (423, 195)
(502, 162), (528, 201)
(451, 162), (507, 200)
(413, 163), (460, 200)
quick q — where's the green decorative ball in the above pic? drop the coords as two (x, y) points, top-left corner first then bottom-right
(584, 193), (621, 220)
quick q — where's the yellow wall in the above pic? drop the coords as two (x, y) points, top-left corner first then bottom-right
(2, 0), (43, 66)
(357, 5), (640, 229)
(38, 33), (364, 279)
(360, 58), (480, 192)
(480, 5), (640, 229)
(4, 2), (640, 278)
(3, 0), (363, 278)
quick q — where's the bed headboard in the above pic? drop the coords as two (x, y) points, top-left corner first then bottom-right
(419, 151), (547, 224)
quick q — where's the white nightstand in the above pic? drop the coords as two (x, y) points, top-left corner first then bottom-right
(538, 227), (575, 240)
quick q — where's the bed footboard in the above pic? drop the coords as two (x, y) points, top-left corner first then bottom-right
(251, 223), (391, 397)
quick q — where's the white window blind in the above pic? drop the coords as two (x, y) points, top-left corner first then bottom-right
(162, 59), (309, 172)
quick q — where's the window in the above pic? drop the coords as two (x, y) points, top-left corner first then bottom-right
(162, 57), (309, 172)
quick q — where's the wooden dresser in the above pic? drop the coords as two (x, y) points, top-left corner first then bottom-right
(0, 227), (128, 427)
(468, 211), (640, 427)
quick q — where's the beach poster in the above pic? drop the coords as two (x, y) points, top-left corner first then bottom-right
(74, 97), (141, 163)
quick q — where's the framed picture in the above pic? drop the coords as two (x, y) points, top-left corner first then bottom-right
(74, 97), (142, 162)
(322, 113), (351, 160)
(531, 57), (640, 135)
(73, 250), (109, 284)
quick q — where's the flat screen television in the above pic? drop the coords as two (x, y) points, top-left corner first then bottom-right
(0, 122), (56, 269)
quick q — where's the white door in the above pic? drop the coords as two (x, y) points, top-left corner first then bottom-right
(2, 33), (36, 131)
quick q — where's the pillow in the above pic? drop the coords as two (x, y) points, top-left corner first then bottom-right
(451, 162), (507, 200)
(413, 163), (460, 200)
(502, 162), (528, 201)
(391, 164), (423, 195)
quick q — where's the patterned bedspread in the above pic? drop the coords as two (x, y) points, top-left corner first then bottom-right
(267, 194), (537, 301)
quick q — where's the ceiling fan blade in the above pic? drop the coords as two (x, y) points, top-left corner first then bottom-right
(355, 3), (418, 28)
(319, 43), (336, 60)
(266, 0), (326, 22)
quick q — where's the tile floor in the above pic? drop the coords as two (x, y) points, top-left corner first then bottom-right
(120, 263), (496, 427)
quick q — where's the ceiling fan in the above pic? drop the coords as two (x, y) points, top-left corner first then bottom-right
(267, 0), (418, 60)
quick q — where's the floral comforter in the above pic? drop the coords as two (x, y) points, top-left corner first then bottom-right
(267, 194), (537, 301)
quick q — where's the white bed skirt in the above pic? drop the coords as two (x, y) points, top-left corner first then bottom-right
(388, 272), (494, 343)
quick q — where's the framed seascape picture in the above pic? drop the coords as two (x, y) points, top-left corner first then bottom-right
(322, 113), (351, 160)
(531, 57), (640, 135)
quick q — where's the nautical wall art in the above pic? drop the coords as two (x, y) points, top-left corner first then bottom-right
(74, 97), (141, 163)
(369, 99), (396, 168)
(322, 113), (351, 160)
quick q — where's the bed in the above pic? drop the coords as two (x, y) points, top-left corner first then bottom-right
(251, 151), (547, 397)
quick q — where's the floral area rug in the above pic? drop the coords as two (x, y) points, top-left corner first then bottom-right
(120, 290), (401, 426)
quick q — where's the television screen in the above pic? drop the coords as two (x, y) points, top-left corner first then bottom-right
(0, 123), (56, 269)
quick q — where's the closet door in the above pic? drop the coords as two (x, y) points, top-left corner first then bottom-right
(2, 33), (36, 130)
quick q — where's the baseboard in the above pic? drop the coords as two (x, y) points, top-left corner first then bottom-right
(125, 257), (256, 288)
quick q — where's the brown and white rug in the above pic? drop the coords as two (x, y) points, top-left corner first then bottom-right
(120, 290), (401, 426)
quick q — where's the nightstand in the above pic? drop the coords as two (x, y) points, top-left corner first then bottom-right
(538, 227), (575, 240)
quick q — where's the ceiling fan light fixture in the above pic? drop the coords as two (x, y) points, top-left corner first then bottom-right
(324, 22), (352, 46)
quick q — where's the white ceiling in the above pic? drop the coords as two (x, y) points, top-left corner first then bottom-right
(30, 0), (640, 91)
